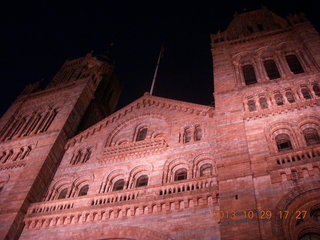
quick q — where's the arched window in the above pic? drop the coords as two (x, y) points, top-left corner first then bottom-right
(285, 91), (295, 103)
(174, 168), (187, 181)
(113, 179), (124, 191)
(311, 208), (320, 222)
(136, 127), (147, 141)
(82, 149), (91, 163)
(259, 97), (268, 109)
(303, 128), (320, 146)
(78, 185), (89, 196)
(264, 59), (280, 79)
(299, 233), (320, 240)
(194, 125), (202, 141)
(136, 175), (148, 187)
(183, 127), (192, 143)
(2, 150), (13, 164)
(301, 88), (312, 99)
(275, 134), (293, 152)
(274, 93), (284, 105)
(285, 54), (304, 74)
(313, 84), (320, 97)
(58, 188), (68, 199)
(200, 164), (212, 177)
(242, 64), (257, 85)
(247, 100), (256, 112)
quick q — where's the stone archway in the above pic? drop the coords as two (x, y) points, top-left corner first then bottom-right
(271, 181), (320, 240)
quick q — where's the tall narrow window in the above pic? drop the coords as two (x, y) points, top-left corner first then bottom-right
(82, 149), (91, 163)
(242, 64), (257, 85)
(264, 60), (281, 79)
(0, 186), (3, 193)
(194, 125), (202, 141)
(183, 127), (192, 143)
(285, 91), (295, 103)
(200, 164), (212, 177)
(313, 84), (320, 97)
(174, 168), (187, 181)
(136, 175), (148, 187)
(136, 127), (147, 141)
(78, 185), (89, 196)
(113, 179), (124, 191)
(285, 55), (304, 74)
(58, 188), (68, 199)
(275, 93), (284, 105)
(303, 128), (320, 146)
(248, 100), (256, 112)
(259, 97), (268, 109)
(3, 150), (13, 164)
(275, 134), (293, 152)
(301, 88), (312, 99)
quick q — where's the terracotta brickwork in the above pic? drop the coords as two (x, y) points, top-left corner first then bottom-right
(0, 53), (118, 239)
(1, 7), (320, 240)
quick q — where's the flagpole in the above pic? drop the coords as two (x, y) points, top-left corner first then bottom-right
(150, 46), (163, 96)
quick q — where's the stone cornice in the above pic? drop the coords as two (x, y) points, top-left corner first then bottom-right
(66, 94), (214, 149)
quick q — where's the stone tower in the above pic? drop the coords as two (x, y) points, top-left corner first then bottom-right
(0, 52), (120, 239)
(1, 7), (320, 240)
(211, 6), (320, 240)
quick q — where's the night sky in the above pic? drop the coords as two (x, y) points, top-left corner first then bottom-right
(0, 0), (318, 116)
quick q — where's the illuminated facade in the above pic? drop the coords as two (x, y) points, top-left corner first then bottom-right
(1, 7), (320, 240)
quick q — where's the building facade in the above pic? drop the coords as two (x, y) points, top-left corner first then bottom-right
(1, 7), (320, 240)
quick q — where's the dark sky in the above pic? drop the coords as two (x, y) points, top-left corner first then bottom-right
(0, 0), (318, 116)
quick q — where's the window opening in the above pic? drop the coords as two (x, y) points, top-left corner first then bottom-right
(285, 55), (304, 74)
(113, 179), (125, 191)
(275, 134), (293, 152)
(303, 128), (320, 146)
(136, 175), (148, 187)
(242, 64), (257, 85)
(174, 168), (187, 181)
(264, 59), (281, 79)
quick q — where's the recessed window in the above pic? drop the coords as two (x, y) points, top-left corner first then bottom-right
(113, 179), (124, 191)
(183, 127), (192, 143)
(136, 175), (148, 187)
(285, 91), (295, 103)
(194, 125), (202, 141)
(285, 54), (304, 74)
(259, 97), (268, 109)
(275, 134), (293, 152)
(275, 93), (284, 105)
(174, 168), (187, 181)
(303, 128), (320, 146)
(248, 100), (256, 112)
(0, 186), (3, 193)
(200, 164), (212, 177)
(313, 84), (320, 97)
(136, 127), (147, 141)
(301, 88), (312, 99)
(78, 185), (89, 196)
(58, 188), (68, 199)
(264, 59), (281, 79)
(242, 64), (257, 85)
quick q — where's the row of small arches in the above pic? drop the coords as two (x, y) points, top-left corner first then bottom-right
(0, 108), (58, 142)
(247, 83), (320, 112)
(242, 54), (305, 85)
(0, 146), (32, 164)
